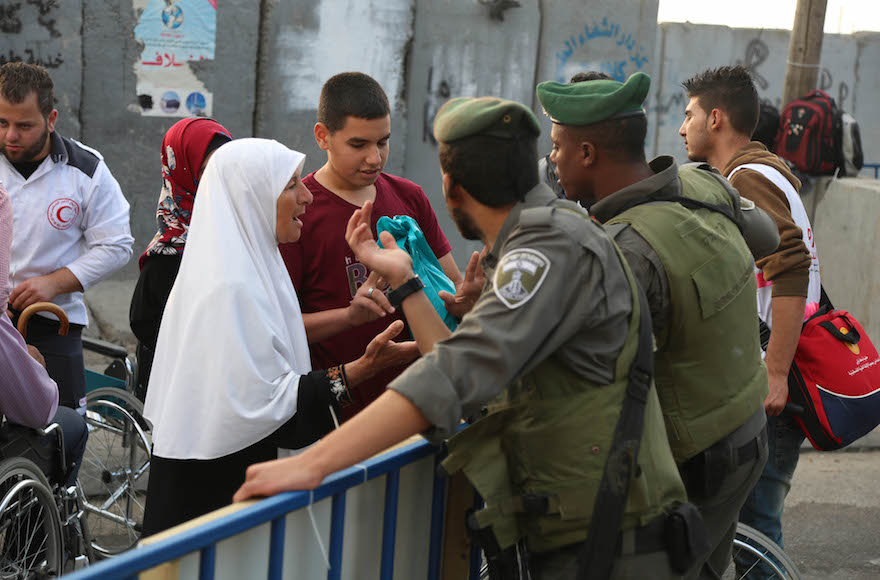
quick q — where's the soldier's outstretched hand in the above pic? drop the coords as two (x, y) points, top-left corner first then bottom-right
(439, 249), (486, 319)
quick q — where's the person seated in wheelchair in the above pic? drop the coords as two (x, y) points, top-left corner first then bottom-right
(0, 182), (87, 486)
(142, 139), (419, 536)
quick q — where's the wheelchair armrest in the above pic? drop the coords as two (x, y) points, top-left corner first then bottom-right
(82, 336), (129, 359)
(36, 423), (60, 437)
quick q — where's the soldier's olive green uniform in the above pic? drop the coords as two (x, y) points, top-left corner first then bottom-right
(537, 74), (771, 579)
(592, 157), (769, 579)
(390, 184), (688, 579)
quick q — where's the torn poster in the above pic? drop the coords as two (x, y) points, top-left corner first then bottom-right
(133, 0), (217, 117)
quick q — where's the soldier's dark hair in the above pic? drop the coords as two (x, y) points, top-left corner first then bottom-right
(562, 71), (646, 163)
(682, 66), (760, 137)
(0, 62), (55, 117)
(569, 71), (614, 83)
(317, 72), (390, 133)
(565, 116), (648, 163)
(438, 135), (539, 208)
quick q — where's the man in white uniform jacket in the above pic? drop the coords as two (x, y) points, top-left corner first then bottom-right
(0, 63), (133, 413)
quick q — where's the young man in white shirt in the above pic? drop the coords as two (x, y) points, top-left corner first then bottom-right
(0, 62), (133, 414)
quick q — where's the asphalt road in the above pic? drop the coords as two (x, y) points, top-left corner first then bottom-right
(783, 449), (880, 579)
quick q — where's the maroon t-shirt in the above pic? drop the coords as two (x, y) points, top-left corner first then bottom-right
(280, 172), (453, 420)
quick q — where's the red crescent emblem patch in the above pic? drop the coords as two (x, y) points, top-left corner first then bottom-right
(47, 198), (80, 230)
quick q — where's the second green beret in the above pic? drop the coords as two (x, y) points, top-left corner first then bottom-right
(433, 96), (541, 143)
(536, 71), (651, 126)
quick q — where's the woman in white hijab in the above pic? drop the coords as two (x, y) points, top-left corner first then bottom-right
(142, 138), (417, 535)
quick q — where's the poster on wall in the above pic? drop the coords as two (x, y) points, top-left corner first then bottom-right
(133, 0), (217, 118)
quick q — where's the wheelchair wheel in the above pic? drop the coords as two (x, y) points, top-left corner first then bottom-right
(79, 387), (151, 557)
(0, 457), (64, 578)
(727, 522), (802, 579)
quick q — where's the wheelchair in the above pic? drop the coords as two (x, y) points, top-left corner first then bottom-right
(16, 302), (152, 559)
(0, 419), (94, 577)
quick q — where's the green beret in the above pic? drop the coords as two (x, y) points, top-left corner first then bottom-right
(433, 96), (541, 143)
(536, 72), (651, 126)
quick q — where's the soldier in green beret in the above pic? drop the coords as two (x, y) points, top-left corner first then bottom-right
(537, 71), (780, 579)
(235, 95), (705, 578)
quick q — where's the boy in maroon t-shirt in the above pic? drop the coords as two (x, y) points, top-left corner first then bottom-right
(280, 72), (463, 420)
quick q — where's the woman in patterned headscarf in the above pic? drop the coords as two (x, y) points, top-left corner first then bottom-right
(129, 118), (232, 395)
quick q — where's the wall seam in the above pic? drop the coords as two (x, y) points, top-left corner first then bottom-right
(252, 0), (276, 137)
(78, 0), (86, 141)
(530, 0), (544, 112)
(651, 22), (668, 158)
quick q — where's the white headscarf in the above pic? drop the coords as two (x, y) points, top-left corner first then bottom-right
(144, 138), (310, 460)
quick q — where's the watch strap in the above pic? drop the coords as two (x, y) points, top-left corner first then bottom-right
(388, 276), (425, 307)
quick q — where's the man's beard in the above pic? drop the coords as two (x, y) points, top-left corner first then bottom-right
(451, 207), (482, 241)
(1, 124), (49, 163)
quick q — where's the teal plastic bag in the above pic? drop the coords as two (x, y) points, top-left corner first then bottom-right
(377, 215), (458, 331)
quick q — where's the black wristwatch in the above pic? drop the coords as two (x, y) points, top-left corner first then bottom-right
(387, 275), (425, 307)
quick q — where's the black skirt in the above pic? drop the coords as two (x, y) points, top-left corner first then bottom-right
(141, 370), (341, 537)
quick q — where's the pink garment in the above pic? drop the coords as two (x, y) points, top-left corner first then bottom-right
(0, 181), (11, 309)
(0, 182), (58, 427)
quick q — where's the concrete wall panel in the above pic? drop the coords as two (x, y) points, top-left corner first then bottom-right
(535, 0), (659, 155)
(403, 0), (542, 263)
(650, 23), (878, 171)
(852, 33), (880, 168)
(810, 178), (880, 341)
(0, 0), (83, 138)
(80, 0), (260, 280)
(255, 0), (416, 178)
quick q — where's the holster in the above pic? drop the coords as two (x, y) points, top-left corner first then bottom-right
(679, 437), (732, 500)
(466, 510), (530, 580)
(663, 502), (711, 574)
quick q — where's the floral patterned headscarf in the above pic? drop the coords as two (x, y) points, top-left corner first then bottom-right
(138, 117), (231, 269)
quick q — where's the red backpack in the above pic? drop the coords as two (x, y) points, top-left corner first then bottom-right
(774, 90), (842, 175)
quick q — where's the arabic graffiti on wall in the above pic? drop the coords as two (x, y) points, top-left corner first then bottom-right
(733, 36), (851, 110)
(555, 18), (649, 83)
(0, 48), (63, 68)
(0, 1), (65, 68)
(133, 0), (216, 118)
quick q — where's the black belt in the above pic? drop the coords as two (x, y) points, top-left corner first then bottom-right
(616, 515), (667, 556)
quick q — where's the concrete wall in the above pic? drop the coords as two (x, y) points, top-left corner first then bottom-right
(0, 0), (82, 138)
(806, 178), (880, 342)
(649, 22), (879, 173)
(5, 4), (878, 342)
(2, 0), (660, 341)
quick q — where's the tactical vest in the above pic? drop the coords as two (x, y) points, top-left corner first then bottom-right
(606, 166), (768, 462)
(441, 204), (687, 554)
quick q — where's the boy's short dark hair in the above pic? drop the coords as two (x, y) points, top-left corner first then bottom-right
(682, 66), (760, 137)
(438, 135), (539, 208)
(317, 72), (390, 133)
(0, 62), (55, 117)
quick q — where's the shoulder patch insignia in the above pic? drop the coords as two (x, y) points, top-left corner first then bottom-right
(493, 248), (551, 309)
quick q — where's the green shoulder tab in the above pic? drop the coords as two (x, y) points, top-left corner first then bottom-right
(493, 248), (551, 309)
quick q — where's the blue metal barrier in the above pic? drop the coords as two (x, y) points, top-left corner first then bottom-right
(863, 163), (880, 179)
(64, 437), (449, 580)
